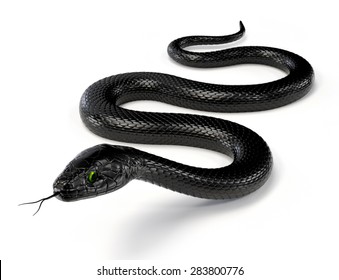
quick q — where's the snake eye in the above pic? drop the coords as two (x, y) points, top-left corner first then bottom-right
(87, 171), (98, 184)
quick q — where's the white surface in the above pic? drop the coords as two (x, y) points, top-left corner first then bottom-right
(1, 0), (338, 279)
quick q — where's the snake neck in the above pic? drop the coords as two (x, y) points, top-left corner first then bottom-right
(129, 141), (272, 200)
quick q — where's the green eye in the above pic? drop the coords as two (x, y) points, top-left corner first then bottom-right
(87, 171), (97, 184)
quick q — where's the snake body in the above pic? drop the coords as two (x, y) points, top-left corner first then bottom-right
(53, 22), (313, 202)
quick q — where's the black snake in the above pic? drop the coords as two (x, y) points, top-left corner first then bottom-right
(22, 22), (314, 212)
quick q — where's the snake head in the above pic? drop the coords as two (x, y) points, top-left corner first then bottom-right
(53, 144), (139, 202)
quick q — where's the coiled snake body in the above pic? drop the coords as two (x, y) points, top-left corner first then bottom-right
(52, 22), (313, 202)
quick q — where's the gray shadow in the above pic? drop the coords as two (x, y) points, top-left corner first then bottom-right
(110, 166), (277, 259)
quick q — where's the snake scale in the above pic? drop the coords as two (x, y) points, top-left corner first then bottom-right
(27, 22), (314, 209)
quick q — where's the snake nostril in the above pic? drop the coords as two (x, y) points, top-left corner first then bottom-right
(53, 177), (71, 192)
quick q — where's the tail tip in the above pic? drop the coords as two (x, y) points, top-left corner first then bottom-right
(239, 21), (245, 31)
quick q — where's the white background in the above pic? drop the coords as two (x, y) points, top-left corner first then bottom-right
(1, 0), (338, 279)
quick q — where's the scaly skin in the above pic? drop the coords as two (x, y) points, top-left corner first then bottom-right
(53, 22), (313, 201)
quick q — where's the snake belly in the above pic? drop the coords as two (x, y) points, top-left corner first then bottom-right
(73, 22), (313, 200)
